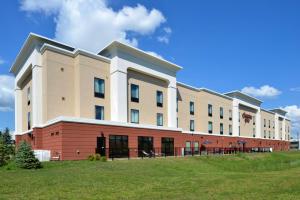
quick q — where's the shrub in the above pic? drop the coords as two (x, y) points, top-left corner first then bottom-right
(15, 141), (42, 169)
(87, 154), (106, 161)
(0, 137), (10, 167)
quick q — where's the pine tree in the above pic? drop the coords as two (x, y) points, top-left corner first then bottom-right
(0, 137), (9, 167)
(15, 141), (42, 169)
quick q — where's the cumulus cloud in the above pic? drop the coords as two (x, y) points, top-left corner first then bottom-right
(0, 75), (15, 112)
(283, 105), (300, 138)
(241, 85), (281, 98)
(20, 0), (166, 52)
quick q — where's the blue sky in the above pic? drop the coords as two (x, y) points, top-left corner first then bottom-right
(0, 0), (299, 137)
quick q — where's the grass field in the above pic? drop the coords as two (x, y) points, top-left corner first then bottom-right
(1, 152), (300, 200)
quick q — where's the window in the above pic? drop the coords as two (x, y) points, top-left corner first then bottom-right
(176, 96), (178, 112)
(253, 128), (256, 138)
(208, 104), (212, 117)
(27, 87), (31, 105)
(176, 117), (178, 128)
(109, 135), (128, 158)
(190, 101), (195, 115)
(185, 141), (192, 155)
(194, 141), (199, 154)
(190, 120), (195, 131)
(238, 126), (240, 136)
(27, 112), (31, 130)
(94, 78), (105, 98)
(138, 136), (153, 157)
(268, 120), (271, 128)
(131, 109), (139, 123)
(131, 84), (139, 102)
(229, 109), (232, 120)
(239, 112), (240, 122)
(208, 121), (213, 134)
(264, 130), (266, 138)
(157, 113), (163, 126)
(220, 123), (223, 135)
(253, 116), (256, 125)
(264, 119), (266, 127)
(273, 121), (275, 129)
(229, 125), (232, 135)
(269, 131), (271, 139)
(220, 107), (223, 119)
(156, 91), (163, 107)
(95, 106), (104, 120)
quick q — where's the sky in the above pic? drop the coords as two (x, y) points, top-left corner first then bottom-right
(0, 0), (299, 138)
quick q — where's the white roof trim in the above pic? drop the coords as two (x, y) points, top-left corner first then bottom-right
(224, 90), (263, 103)
(177, 81), (200, 91)
(40, 43), (111, 63)
(99, 40), (182, 71)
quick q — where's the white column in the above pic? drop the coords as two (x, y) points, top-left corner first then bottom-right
(255, 109), (261, 138)
(14, 87), (23, 134)
(167, 80), (177, 128)
(282, 118), (286, 140)
(32, 65), (44, 127)
(274, 114), (279, 140)
(232, 99), (239, 136)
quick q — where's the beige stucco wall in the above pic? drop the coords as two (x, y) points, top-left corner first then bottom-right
(127, 69), (168, 126)
(21, 74), (32, 132)
(41, 49), (111, 122)
(261, 110), (275, 139)
(177, 84), (233, 134)
(239, 105), (256, 137)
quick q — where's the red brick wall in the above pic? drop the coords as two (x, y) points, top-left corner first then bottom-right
(15, 121), (290, 160)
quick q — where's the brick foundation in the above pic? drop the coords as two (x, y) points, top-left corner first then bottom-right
(15, 121), (290, 160)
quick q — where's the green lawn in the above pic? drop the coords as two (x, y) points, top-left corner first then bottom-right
(1, 152), (300, 200)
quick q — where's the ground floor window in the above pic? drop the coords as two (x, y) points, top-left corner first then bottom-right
(185, 141), (192, 155)
(109, 135), (128, 158)
(138, 136), (154, 157)
(161, 137), (174, 156)
(194, 141), (199, 154)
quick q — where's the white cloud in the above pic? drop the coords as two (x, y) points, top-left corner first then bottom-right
(282, 105), (300, 138)
(157, 26), (172, 44)
(146, 51), (163, 59)
(241, 85), (281, 98)
(290, 87), (300, 92)
(157, 36), (169, 44)
(0, 75), (15, 112)
(20, 0), (166, 52)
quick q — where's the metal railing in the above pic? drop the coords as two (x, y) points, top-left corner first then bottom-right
(96, 146), (273, 160)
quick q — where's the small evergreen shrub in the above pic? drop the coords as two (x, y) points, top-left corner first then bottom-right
(0, 137), (10, 167)
(15, 141), (42, 169)
(100, 156), (107, 162)
(87, 154), (106, 161)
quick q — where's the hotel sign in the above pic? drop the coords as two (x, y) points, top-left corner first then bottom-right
(242, 113), (252, 123)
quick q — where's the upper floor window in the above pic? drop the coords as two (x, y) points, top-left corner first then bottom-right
(131, 109), (139, 123)
(220, 107), (223, 119)
(253, 116), (256, 125)
(264, 119), (266, 127)
(190, 120), (195, 131)
(264, 130), (266, 138)
(190, 101), (194, 115)
(208, 104), (212, 117)
(156, 91), (163, 107)
(27, 112), (31, 130)
(229, 109), (232, 120)
(27, 87), (31, 105)
(253, 128), (256, 138)
(95, 106), (104, 120)
(268, 131), (271, 139)
(268, 120), (271, 128)
(238, 126), (240, 136)
(273, 121), (275, 129)
(239, 112), (240, 122)
(229, 125), (232, 135)
(94, 78), (105, 98)
(157, 113), (163, 126)
(220, 123), (223, 135)
(176, 96), (178, 112)
(131, 84), (139, 103)
(176, 117), (178, 128)
(208, 121), (213, 134)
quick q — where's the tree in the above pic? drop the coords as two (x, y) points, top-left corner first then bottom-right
(15, 141), (42, 169)
(0, 137), (9, 167)
(1, 128), (14, 155)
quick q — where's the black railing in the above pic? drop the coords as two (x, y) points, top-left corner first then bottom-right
(96, 146), (273, 160)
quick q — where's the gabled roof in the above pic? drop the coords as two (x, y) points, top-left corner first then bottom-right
(224, 90), (263, 106)
(98, 40), (182, 72)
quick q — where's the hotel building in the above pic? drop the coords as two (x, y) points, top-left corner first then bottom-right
(11, 33), (291, 160)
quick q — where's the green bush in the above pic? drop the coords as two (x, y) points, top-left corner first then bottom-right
(15, 141), (42, 169)
(0, 137), (10, 167)
(87, 154), (106, 161)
